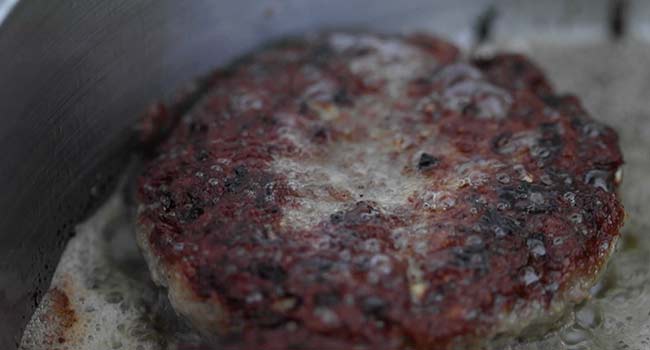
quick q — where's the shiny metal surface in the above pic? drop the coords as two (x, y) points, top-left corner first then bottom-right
(0, 1), (18, 24)
(0, 0), (641, 349)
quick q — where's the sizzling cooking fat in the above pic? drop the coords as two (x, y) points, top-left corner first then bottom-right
(136, 32), (624, 349)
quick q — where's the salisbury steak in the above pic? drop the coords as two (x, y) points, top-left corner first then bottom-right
(136, 32), (624, 349)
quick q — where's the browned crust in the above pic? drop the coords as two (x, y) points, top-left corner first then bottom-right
(135, 219), (229, 334)
(136, 32), (624, 349)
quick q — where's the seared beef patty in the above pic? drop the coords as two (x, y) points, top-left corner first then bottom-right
(136, 32), (623, 349)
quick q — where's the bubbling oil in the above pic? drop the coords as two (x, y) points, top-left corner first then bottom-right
(19, 179), (649, 350)
(21, 38), (650, 350)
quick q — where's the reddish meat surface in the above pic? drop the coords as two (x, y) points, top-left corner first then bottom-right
(136, 32), (624, 349)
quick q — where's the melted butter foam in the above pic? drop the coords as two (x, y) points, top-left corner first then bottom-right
(21, 38), (650, 350)
(20, 194), (163, 350)
(20, 192), (204, 350)
(274, 138), (425, 230)
(273, 35), (440, 231)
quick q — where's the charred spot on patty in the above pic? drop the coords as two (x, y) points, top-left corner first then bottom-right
(417, 153), (440, 170)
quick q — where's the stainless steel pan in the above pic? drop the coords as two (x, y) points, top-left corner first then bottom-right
(2, 1), (650, 349)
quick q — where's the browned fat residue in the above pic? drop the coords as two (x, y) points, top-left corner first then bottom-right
(36, 287), (78, 347)
(49, 288), (77, 330)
